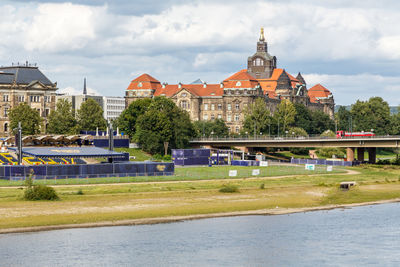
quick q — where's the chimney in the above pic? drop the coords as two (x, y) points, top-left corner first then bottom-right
(203, 82), (207, 88)
(220, 82), (223, 88)
(178, 82), (182, 89)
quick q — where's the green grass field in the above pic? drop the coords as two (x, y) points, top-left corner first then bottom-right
(0, 165), (345, 186)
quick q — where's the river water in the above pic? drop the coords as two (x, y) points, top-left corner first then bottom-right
(1, 203), (400, 266)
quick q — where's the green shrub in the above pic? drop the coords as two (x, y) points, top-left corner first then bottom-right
(163, 154), (172, 161)
(24, 185), (59, 201)
(219, 184), (239, 193)
(76, 189), (84, 195)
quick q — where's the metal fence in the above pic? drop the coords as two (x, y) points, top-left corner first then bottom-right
(291, 158), (359, 166)
(0, 162), (174, 180)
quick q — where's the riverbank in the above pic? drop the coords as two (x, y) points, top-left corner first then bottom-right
(1, 198), (399, 234)
(1, 165), (400, 234)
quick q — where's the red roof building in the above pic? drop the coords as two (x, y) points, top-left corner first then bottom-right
(125, 29), (334, 133)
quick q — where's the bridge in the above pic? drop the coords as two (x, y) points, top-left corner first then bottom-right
(190, 135), (400, 163)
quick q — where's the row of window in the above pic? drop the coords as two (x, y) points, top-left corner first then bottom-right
(107, 105), (125, 110)
(204, 103), (241, 111)
(227, 126), (241, 133)
(107, 99), (125, 105)
(2, 108), (49, 118)
(106, 111), (122, 116)
(1, 95), (52, 103)
(202, 114), (222, 121)
(202, 113), (241, 122)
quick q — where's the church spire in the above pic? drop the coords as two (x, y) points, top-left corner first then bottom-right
(259, 27), (265, 42)
(83, 77), (87, 95)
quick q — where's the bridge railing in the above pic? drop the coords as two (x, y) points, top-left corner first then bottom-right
(190, 134), (400, 142)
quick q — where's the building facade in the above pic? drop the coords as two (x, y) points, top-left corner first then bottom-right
(103, 96), (125, 121)
(57, 79), (125, 122)
(0, 63), (58, 136)
(125, 29), (335, 133)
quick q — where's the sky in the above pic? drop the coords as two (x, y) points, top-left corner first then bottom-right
(1, 0), (399, 105)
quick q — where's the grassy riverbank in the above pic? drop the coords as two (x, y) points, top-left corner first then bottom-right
(1, 164), (400, 232)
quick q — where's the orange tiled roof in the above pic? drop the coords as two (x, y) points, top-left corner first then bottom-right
(223, 69), (258, 82)
(307, 84), (332, 103)
(154, 83), (223, 97)
(223, 69), (259, 88)
(127, 73), (161, 90)
(257, 69), (299, 98)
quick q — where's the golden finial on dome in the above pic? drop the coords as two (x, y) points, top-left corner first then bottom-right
(259, 27), (265, 42)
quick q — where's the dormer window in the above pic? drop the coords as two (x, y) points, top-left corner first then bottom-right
(138, 82), (142, 88)
(236, 81), (241, 87)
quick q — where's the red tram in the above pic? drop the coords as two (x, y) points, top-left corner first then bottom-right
(336, 130), (375, 138)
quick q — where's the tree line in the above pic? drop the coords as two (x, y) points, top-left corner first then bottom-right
(8, 95), (400, 155)
(9, 98), (106, 135)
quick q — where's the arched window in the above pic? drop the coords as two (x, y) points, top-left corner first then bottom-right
(4, 123), (8, 132)
(235, 126), (240, 133)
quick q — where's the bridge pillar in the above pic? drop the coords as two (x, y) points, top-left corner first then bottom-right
(368, 147), (376, 164)
(346, 147), (355, 162)
(357, 147), (365, 162)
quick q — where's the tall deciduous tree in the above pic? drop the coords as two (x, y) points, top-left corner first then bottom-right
(77, 98), (107, 131)
(336, 106), (351, 132)
(242, 98), (272, 136)
(350, 97), (391, 135)
(9, 103), (43, 135)
(114, 98), (152, 138)
(310, 110), (335, 134)
(293, 103), (313, 133)
(47, 99), (77, 134)
(135, 97), (195, 154)
(274, 99), (296, 134)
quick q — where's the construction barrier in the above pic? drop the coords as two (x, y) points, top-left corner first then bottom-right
(0, 161), (174, 180)
(291, 158), (360, 166)
(172, 149), (210, 166)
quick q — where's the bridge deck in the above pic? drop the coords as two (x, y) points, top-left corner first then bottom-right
(190, 136), (400, 148)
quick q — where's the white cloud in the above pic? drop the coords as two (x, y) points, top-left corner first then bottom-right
(303, 73), (400, 105)
(58, 86), (100, 96)
(25, 3), (106, 52)
(0, 1), (400, 105)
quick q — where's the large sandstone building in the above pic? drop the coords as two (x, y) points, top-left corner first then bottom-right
(125, 29), (334, 133)
(0, 63), (57, 136)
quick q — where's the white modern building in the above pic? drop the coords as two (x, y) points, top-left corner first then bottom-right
(103, 96), (125, 121)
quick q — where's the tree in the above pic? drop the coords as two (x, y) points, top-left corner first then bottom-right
(274, 99), (296, 134)
(47, 99), (77, 134)
(309, 110), (335, 134)
(76, 98), (107, 131)
(293, 103), (313, 133)
(115, 98), (152, 138)
(390, 107), (400, 135)
(9, 103), (43, 135)
(350, 97), (391, 135)
(193, 119), (229, 138)
(242, 98), (272, 136)
(336, 106), (351, 132)
(135, 97), (195, 154)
